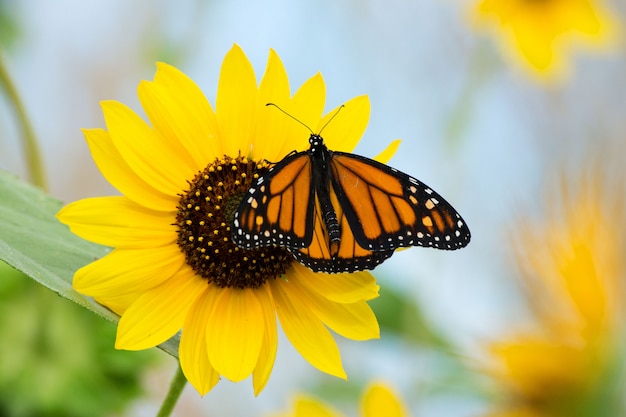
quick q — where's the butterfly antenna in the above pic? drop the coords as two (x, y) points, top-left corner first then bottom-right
(318, 105), (344, 135)
(266, 103), (313, 134)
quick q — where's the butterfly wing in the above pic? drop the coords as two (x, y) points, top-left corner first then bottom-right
(231, 152), (316, 249)
(291, 185), (395, 273)
(329, 152), (471, 251)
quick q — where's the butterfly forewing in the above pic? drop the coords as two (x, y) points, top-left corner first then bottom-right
(330, 152), (471, 251)
(232, 152), (316, 249)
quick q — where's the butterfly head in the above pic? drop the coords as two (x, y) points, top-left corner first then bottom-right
(309, 133), (325, 152)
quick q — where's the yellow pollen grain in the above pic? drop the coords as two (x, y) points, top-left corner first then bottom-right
(215, 205), (221, 210)
(185, 220), (192, 225)
(224, 237), (229, 242)
(200, 248), (206, 253)
(194, 206), (200, 211)
(217, 166), (223, 171)
(198, 236), (204, 242)
(243, 256), (248, 261)
(207, 186), (213, 191)
(213, 230), (219, 235)
(209, 167), (215, 172)
(214, 249), (219, 254)
(208, 241), (213, 246)
(199, 221), (205, 226)
(188, 236), (194, 242)
(235, 180), (240, 185)
(241, 173), (247, 178)
(232, 165), (237, 171)
(217, 182), (223, 187)
(207, 213), (213, 218)
(195, 191), (200, 197)
(186, 204), (192, 209)
(203, 174), (209, 180)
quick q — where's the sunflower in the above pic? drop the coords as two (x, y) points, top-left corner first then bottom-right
(472, 0), (619, 79)
(57, 44), (386, 395)
(270, 381), (409, 417)
(483, 171), (626, 416)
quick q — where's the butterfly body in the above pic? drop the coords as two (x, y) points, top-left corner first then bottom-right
(232, 133), (470, 273)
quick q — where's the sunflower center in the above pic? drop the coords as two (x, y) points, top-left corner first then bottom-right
(175, 155), (293, 289)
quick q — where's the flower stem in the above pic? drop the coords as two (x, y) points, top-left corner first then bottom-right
(0, 51), (47, 191)
(156, 363), (187, 417)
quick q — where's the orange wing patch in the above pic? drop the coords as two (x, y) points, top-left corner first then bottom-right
(291, 184), (394, 273)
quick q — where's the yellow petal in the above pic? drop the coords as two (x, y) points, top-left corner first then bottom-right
(102, 100), (193, 196)
(253, 49), (292, 162)
(83, 128), (176, 212)
(216, 44), (258, 157)
(285, 276), (379, 341)
(180, 286), (221, 395)
(293, 395), (344, 417)
(489, 337), (587, 400)
(293, 264), (379, 303)
(206, 287), (264, 382)
(57, 196), (176, 248)
(73, 245), (185, 298)
(373, 139), (401, 164)
(512, 20), (557, 73)
(270, 72), (327, 159)
(139, 63), (221, 170)
(252, 283), (278, 395)
(361, 382), (408, 417)
(291, 72), (326, 131)
(271, 278), (346, 379)
(320, 95), (370, 152)
(116, 268), (206, 350)
(94, 292), (138, 316)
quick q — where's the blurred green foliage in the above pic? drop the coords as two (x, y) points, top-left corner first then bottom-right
(0, 261), (155, 417)
(0, 0), (20, 50)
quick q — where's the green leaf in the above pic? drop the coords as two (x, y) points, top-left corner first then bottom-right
(0, 170), (179, 357)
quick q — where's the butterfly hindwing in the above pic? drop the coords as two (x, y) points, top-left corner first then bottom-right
(290, 186), (395, 273)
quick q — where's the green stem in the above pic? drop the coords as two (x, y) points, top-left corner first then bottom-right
(156, 363), (188, 417)
(0, 51), (47, 191)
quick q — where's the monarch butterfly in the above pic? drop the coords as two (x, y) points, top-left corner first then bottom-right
(231, 106), (471, 273)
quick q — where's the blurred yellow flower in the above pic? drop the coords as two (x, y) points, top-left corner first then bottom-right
(484, 172), (625, 416)
(472, 0), (620, 80)
(57, 44), (382, 396)
(270, 381), (409, 417)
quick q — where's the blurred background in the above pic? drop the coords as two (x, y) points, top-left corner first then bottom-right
(0, 0), (625, 416)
